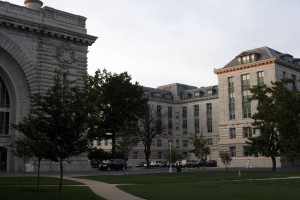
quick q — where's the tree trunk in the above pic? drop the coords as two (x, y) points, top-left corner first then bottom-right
(37, 159), (41, 191)
(271, 155), (277, 172)
(112, 132), (116, 158)
(144, 145), (151, 168)
(58, 158), (64, 200)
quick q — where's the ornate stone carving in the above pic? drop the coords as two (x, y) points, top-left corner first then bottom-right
(56, 40), (76, 65)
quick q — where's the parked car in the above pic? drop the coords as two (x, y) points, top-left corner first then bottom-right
(150, 160), (165, 167)
(98, 159), (126, 171)
(206, 160), (217, 167)
(89, 159), (99, 168)
(181, 159), (199, 168)
(135, 162), (146, 168)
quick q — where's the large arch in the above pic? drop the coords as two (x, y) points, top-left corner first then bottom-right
(0, 34), (31, 172)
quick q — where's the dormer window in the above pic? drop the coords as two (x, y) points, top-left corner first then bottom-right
(164, 94), (172, 100)
(182, 93), (187, 100)
(281, 54), (293, 62)
(154, 92), (160, 98)
(143, 91), (149, 97)
(207, 90), (212, 96)
(237, 53), (258, 64)
(195, 92), (200, 98)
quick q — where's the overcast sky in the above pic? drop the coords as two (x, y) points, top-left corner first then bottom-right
(7, 0), (300, 88)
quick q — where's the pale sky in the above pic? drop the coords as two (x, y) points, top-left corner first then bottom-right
(6, 0), (300, 88)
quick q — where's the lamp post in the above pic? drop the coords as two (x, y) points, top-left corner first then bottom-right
(168, 141), (173, 173)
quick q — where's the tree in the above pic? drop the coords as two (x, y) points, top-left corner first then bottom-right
(135, 105), (167, 168)
(86, 69), (148, 158)
(219, 151), (232, 171)
(189, 131), (211, 171)
(247, 80), (300, 171)
(12, 112), (52, 190)
(25, 70), (89, 200)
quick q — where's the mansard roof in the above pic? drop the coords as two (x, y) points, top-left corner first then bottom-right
(215, 46), (300, 74)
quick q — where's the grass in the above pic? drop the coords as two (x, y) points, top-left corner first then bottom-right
(0, 176), (104, 200)
(80, 171), (300, 200)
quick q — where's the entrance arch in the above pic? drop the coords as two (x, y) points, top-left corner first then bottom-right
(0, 146), (7, 171)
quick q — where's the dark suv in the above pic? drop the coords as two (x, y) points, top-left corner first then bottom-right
(99, 159), (125, 171)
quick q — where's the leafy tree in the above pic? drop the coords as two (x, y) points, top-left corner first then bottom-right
(219, 151), (232, 171)
(167, 149), (182, 164)
(247, 80), (300, 171)
(88, 147), (112, 161)
(135, 105), (167, 168)
(86, 69), (148, 157)
(25, 70), (89, 200)
(189, 131), (210, 171)
(12, 110), (53, 190)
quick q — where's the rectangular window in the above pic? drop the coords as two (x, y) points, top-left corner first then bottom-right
(241, 74), (250, 88)
(195, 126), (200, 134)
(206, 103), (212, 133)
(183, 140), (188, 147)
(194, 105), (199, 116)
(176, 123), (179, 130)
(183, 129), (188, 135)
(257, 71), (264, 85)
(243, 127), (252, 138)
(175, 112), (179, 119)
(228, 77), (234, 89)
(133, 151), (138, 159)
(243, 146), (250, 156)
(158, 151), (163, 159)
(157, 105), (161, 117)
(229, 128), (236, 139)
(157, 139), (162, 147)
(229, 92), (235, 103)
(206, 138), (213, 145)
(182, 119), (187, 128)
(176, 140), (180, 148)
(230, 147), (236, 157)
(182, 106), (187, 117)
(168, 107), (172, 118)
(229, 103), (235, 120)
(242, 102), (251, 118)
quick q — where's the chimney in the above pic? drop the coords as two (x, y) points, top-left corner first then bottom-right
(24, 0), (43, 11)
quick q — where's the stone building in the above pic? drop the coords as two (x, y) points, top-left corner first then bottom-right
(0, 0), (96, 172)
(127, 47), (300, 168)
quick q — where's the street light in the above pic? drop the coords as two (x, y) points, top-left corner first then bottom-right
(168, 140), (173, 173)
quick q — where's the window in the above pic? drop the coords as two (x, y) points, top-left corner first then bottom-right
(0, 77), (10, 135)
(195, 126), (200, 134)
(242, 90), (251, 101)
(182, 93), (187, 100)
(206, 138), (213, 145)
(168, 130), (172, 135)
(143, 91), (149, 97)
(182, 106), (187, 117)
(242, 55), (250, 63)
(168, 120), (172, 129)
(176, 123), (179, 130)
(229, 92), (235, 103)
(206, 103), (212, 133)
(158, 152), (163, 159)
(133, 151), (138, 159)
(157, 105), (161, 116)
(176, 140), (180, 148)
(243, 127), (252, 138)
(257, 71), (264, 85)
(230, 147), (236, 157)
(182, 119), (187, 128)
(229, 128), (236, 139)
(242, 102), (251, 118)
(243, 146), (250, 156)
(194, 105), (199, 116)
(104, 139), (108, 146)
(168, 107), (172, 118)
(229, 103), (235, 120)
(241, 74), (250, 87)
(154, 92), (160, 98)
(183, 140), (188, 147)
(157, 139), (162, 147)
(183, 129), (188, 135)
(195, 92), (200, 98)
(228, 77), (234, 88)
(207, 90), (212, 96)
(175, 112), (179, 119)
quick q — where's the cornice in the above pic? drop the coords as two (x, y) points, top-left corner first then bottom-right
(214, 57), (300, 75)
(0, 14), (97, 45)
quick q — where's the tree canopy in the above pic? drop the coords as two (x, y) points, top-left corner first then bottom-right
(248, 80), (300, 171)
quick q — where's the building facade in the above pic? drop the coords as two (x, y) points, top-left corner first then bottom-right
(127, 47), (300, 168)
(0, 0), (96, 172)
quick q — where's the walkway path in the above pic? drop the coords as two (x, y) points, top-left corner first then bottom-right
(64, 177), (145, 200)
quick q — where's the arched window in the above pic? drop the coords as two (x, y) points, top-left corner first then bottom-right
(0, 76), (10, 135)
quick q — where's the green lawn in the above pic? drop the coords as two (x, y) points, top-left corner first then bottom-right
(80, 171), (300, 200)
(0, 176), (104, 200)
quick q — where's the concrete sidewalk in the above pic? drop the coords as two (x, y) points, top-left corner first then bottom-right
(64, 177), (145, 200)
